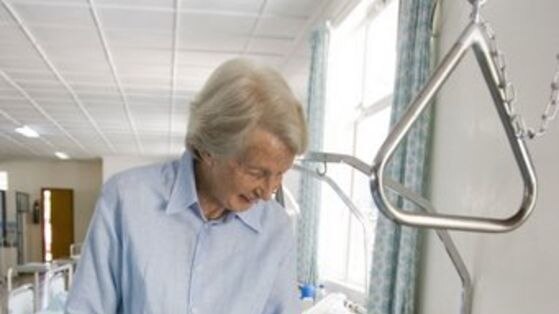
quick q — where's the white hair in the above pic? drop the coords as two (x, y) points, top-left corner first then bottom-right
(186, 58), (308, 158)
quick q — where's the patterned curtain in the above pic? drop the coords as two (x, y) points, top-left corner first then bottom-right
(367, 0), (435, 313)
(296, 25), (329, 286)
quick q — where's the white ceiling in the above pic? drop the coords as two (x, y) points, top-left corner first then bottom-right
(0, 0), (332, 161)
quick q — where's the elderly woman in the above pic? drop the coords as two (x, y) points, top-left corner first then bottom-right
(66, 58), (308, 314)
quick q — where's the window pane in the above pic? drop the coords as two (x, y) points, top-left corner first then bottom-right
(363, 0), (399, 107)
(355, 106), (392, 163)
(347, 214), (367, 286)
(318, 166), (352, 280)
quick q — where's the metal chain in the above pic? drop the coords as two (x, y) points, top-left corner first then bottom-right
(480, 20), (559, 140)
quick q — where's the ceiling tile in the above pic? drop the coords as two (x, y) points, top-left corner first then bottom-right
(31, 99), (75, 108)
(181, 0), (262, 14)
(0, 95), (28, 103)
(255, 16), (306, 38)
(32, 26), (103, 48)
(247, 37), (292, 55)
(265, 0), (317, 17)
(179, 32), (247, 52)
(111, 48), (172, 67)
(0, 6), (16, 26)
(25, 88), (72, 99)
(119, 76), (171, 88)
(116, 64), (171, 78)
(180, 13), (256, 36)
(106, 29), (173, 49)
(3, 69), (58, 81)
(8, 0), (89, 5)
(76, 93), (122, 103)
(46, 45), (108, 64)
(60, 71), (114, 84)
(175, 65), (213, 79)
(95, 0), (174, 9)
(126, 93), (170, 104)
(243, 54), (283, 67)
(54, 59), (113, 74)
(177, 51), (238, 68)
(72, 83), (119, 95)
(12, 3), (94, 27)
(98, 7), (174, 32)
(0, 79), (17, 90)
(175, 76), (204, 91)
(0, 108), (47, 127)
(0, 26), (34, 47)
(12, 79), (65, 90)
(0, 56), (46, 72)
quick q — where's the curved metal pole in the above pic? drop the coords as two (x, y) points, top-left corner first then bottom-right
(384, 178), (473, 314)
(300, 152), (473, 314)
(370, 22), (538, 233)
(279, 185), (301, 216)
(291, 163), (374, 292)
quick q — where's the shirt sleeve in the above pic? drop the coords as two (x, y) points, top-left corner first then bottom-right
(65, 180), (122, 314)
(262, 234), (302, 314)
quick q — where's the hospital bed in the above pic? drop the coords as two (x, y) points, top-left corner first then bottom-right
(5, 261), (72, 314)
(295, 153), (475, 313)
(303, 293), (366, 314)
(5, 283), (34, 314)
(289, 160), (468, 313)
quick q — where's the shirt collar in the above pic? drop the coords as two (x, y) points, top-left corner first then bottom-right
(235, 203), (263, 233)
(165, 150), (263, 234)
(165, 151), (199, 215)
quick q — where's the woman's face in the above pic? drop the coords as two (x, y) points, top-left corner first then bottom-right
(204, 128), (295, 212)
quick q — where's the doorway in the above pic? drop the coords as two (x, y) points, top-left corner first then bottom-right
(41, 188), (74, 261)
(15, 191), (30, 264)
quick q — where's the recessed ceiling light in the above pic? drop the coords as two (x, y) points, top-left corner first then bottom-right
(15, 125), (39, 138)
(54, 152), (70, 160)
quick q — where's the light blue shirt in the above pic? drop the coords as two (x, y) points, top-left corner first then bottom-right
(66, 152), (301, 314)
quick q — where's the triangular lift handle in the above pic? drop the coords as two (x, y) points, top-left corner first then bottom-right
(370, 21), (538, 233)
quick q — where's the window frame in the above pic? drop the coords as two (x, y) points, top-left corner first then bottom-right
(317, 0), (399, 296)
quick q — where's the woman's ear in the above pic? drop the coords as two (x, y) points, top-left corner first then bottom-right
(198, 150), (215, 167)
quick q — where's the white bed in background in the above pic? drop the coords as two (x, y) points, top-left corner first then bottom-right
(5, 261), (73, 314)
(7, 283), (35, 314)
(304, 293), (366, 314)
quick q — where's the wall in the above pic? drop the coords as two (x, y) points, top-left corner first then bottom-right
(102, 155), (175, 183)
(0, 159), (102, 263)
(418, 1), (559, 314)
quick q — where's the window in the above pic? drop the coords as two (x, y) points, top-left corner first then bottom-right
(0, 171), (7, 191)
(317, 0), (399, 294)
(0, 172), (7, 246)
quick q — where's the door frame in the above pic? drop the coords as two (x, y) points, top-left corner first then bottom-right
(40, 188), (74, 262)
(15, 191), (30, 264)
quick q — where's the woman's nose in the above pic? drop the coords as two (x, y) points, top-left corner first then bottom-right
(259, 176), (281, 200)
